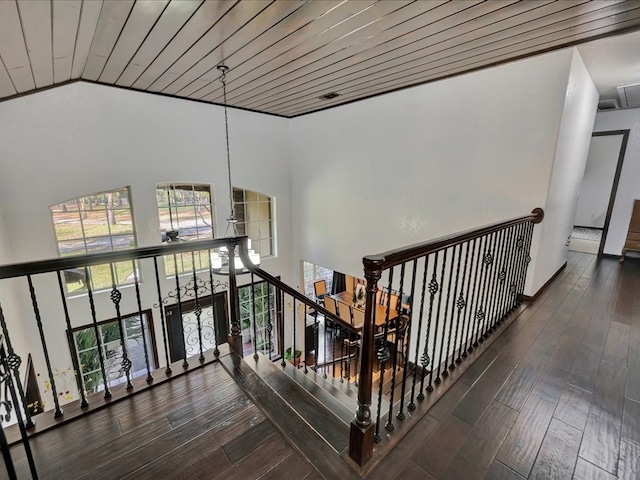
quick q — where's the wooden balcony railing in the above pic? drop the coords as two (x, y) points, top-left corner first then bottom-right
(347, 208), (544, 465)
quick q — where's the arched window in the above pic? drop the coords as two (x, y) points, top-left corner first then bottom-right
(50, 187), (136, 294)
(156, 183), (214, 275)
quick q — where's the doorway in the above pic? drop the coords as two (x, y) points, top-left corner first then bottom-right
(570, 130), (629, 255)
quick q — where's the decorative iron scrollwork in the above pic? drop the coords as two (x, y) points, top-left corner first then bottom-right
(509, 283), (517, 295)
(154, 276), (227, 308)
(456, 294), (466, 310)
(476, 308), (485, 321)
(376, 341), (391, 364)
(483, 252), (493, 265)
(498, 269), (506, 282)
(516, 237), (525, 250)
(109, 288), (122, 305)
(428, 278), (439, 295)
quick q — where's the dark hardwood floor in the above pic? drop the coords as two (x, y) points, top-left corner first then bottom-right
(365, 252), (640, 480)
(6, 252), (639, 479)
(8, 360), (320, 479)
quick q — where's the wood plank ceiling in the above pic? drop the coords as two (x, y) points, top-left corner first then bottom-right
(1, 0), (640, 118)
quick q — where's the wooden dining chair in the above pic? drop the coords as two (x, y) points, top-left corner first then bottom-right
(388, 293), (400, 313)
(323, 296), (338, 330)
(338, 301), (353, 325)
(351, 307), (365, 329)
(313, 279), (328, 304)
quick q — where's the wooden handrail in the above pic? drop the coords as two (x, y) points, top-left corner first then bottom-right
(0, 237), (245, 279)
(363, 208), (543, 272)
(349, 207), (544, 466)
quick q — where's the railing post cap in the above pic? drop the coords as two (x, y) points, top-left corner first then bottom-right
(532, 208), (544, 224)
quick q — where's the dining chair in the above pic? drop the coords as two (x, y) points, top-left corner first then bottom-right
(388, 293), (400, 313)
(338, 301), (353, 325)
(313, 279), (328, 304)
(324, 296), (338, 330)
(351, 307), (365, 329)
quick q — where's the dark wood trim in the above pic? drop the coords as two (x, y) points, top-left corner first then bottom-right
(0, 236), (247, 279)
(364, 209), (543, 271)
(590, 130), (630, 256)
(520, 261), (567, 302)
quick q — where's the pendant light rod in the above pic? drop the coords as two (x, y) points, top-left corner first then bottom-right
(217, 63), (237, 236)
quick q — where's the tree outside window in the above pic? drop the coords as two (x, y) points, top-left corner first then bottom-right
(50, 187), (137, 294)
(70, 312), (155, 395)
(156, 183), (214, 275)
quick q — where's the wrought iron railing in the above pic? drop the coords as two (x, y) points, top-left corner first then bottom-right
(344, 208), (544, 465)
(0, 208), (544, 475)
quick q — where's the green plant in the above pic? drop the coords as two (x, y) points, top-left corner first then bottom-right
(284, 347), (302, 361)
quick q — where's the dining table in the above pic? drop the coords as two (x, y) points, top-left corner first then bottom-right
(330, 291), (397, 328)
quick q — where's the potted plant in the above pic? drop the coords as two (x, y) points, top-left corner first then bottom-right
(284, 347), (302, 367)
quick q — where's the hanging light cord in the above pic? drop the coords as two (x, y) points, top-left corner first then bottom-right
(218, 64), (238, 236)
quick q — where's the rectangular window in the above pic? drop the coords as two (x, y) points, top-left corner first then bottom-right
(156, 183), (214, 275)
(239, 282), (276, 357)
(50, 187), (137, 294)
(70, 311), (156, 395)
(302, 261), (334, 298)
(233, 188), (274, 257)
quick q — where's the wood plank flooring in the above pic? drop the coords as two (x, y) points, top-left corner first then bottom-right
(365, 253), (640, 480)
(5, 252), (639, 479)
(8, 360), (318, 479)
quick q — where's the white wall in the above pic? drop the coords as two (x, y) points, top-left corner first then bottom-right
(290, 48), (591, 296)
(574, 135), (624, 228)
(527, 50), (598, 292)
(594, 107), (640, 255)
(0, 82), (293, 407)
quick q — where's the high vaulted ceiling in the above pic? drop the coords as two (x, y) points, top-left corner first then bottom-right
(1, 0), (640, 118)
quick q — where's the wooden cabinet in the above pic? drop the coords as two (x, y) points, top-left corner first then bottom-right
(621, 199), (640, 262)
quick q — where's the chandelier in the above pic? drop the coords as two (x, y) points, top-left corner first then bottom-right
(210, 64), (260, 273)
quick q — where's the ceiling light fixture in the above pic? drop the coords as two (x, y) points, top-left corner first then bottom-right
(210, 64), (260, 274)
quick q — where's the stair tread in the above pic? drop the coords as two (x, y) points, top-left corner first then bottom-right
(223, 357), (349, 455)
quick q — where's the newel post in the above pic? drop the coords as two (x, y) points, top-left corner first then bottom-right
(227, 243), (244, 357)
(349, 256), (384, 466)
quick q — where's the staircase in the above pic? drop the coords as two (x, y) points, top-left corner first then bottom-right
(219, 351), (360, 479)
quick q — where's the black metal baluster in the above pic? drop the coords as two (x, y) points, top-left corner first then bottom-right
(251, 273), (259, 361)
(386, 263), (406, 430)
(474, 235), (491, 347)
(0, 303), (34, 428)
(172, 255), (187, 368)
(374, 267), (394, 443)
(313, 300), (319, 371)
(397, 259), (418, 420)
(153, 258), (172, 374)
(0, 343), (38, 477)
(481, 232), (499, 339)
(323, 301), (328, 378)
(56, 272), (89, 407)
(304, 303), (309, 374)
(444, 244), (464, 374)
(512, 223), (527, 312)
(486, 229), (507, 335)
(452, 242), (470, 367)
(84, 267), (111, 398)
(266, 282), (273, 360)
(27, 275), (63, 416)
(131, 262), (152, 381)
(438, 247), (456, 380)
(339, 323), (344, 382)
(190, 258), (204, 363)
(459, 239), (477, 360)
(429, 249), (447, 388)
(280, 288), (286, 368)
(292, 297), (297, 368)
(208, 251), (220, 357)
(512, 222), (528, 309)
(495, 227), (512, 326)
(518, 222), (535, 299)
(109, 264), (132, 389)
(466, 236), (484, 353)
(409, 255), (429, 408)
(498, 226), (518, 322)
